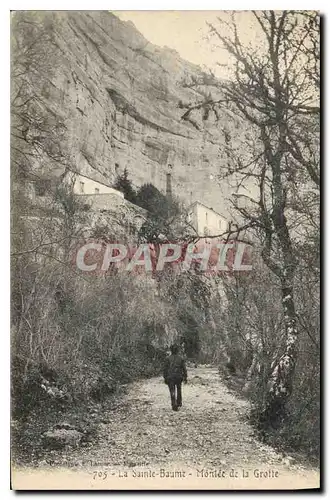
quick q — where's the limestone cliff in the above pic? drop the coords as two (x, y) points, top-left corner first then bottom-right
(44, 11), (239, 216)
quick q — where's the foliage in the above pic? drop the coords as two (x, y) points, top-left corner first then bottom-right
(136, 183), (188, 243)
(112, 168), (137, 204)
(135, 183), (180, 219)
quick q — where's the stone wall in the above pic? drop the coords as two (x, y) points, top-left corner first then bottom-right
(79, 193), (148, 241)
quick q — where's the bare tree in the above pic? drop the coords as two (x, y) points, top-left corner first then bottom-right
(182, 11), (319, 423)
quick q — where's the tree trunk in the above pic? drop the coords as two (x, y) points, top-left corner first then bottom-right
(263, 278), (298, 425)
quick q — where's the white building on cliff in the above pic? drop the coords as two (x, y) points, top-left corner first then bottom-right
(186, 201), (228, 237)
(71, 172), (123, 197)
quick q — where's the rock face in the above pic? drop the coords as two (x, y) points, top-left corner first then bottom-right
(43, 11), (240, 216)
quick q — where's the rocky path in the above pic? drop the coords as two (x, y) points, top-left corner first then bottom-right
(12, 366), (320, 490)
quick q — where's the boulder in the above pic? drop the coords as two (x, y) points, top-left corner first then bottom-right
(42, 428), (83, 449)
(53, 421), (77, 431)
(282, 456), (295, 466)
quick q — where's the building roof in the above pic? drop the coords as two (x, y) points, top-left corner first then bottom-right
(71, 170), (114, 190)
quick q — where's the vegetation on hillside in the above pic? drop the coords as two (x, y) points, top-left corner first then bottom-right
(180, 11), (320, 457)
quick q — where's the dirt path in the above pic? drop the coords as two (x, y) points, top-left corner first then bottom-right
(12, 366), (320, 490)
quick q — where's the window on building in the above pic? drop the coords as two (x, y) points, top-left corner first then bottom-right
(95, 188), (100, 194)
(204, 226), (209, 236)
(219, 220), (222, 230)
(80, 181), (85, 193)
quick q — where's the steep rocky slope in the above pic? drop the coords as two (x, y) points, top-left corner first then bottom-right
(43, 11), (240, 216)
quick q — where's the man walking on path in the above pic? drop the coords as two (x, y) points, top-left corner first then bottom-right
(163, 344), (187, 411)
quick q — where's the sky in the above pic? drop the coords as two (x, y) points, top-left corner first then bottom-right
(114, 11), (262, 78)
